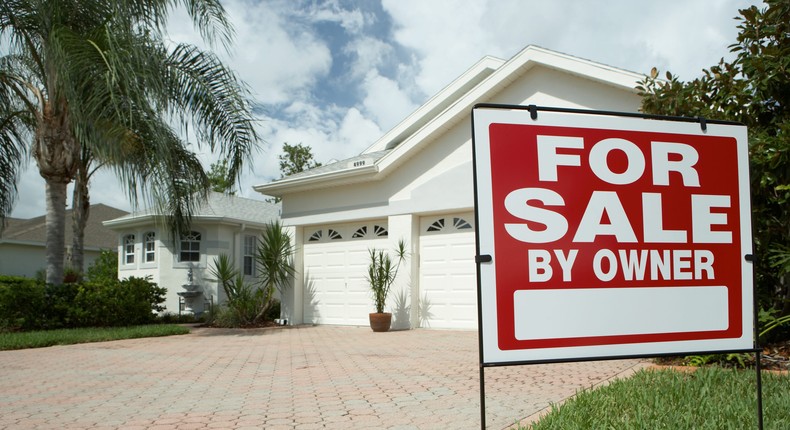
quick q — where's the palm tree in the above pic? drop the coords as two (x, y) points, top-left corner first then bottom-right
(255, 220), (295, 320)
(0, 0), (258, 284)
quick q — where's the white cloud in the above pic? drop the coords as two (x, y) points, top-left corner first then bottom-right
(338, 107), (383, 153)
(303, 0), (370, 34)
(220, 1), (333, 105)
(382, 0), (492, 95)
(344, 36), (393, 79)
(361, 70), (418, 131)
(9, 0), (763, 218)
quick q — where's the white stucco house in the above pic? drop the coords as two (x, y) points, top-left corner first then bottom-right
(254, 45), (647, 330)
(103, 192), (281, 315)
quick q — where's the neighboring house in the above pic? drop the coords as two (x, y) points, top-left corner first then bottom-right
(103, 192), (281, 315)
(254, 45), (646, 330)
(0, 204), (128, 278)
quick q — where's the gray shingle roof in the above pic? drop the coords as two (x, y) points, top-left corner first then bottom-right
(106, 192), (280, 227)
(1, 204), (129, 249)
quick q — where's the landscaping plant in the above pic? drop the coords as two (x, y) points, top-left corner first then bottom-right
(255, 220), (296, 321)
(208, 253), (258, 326)
(638, 0), (790, 335)
(208, 221), (295, 327)
(367, 239), (407, 314)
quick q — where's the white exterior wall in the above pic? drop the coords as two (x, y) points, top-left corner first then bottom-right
(115, 223), (267, 315)
(276, 65), (642, 329)
(490, 65), (640, 111)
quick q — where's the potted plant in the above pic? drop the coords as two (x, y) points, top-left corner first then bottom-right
(366, 239), (407, 332)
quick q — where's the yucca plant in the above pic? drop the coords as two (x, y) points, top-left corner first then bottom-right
(208, 254), (246, 302)
(255, 220), (295, 321)
(367, 239), (407, 314)
(208, 253), (255, 326)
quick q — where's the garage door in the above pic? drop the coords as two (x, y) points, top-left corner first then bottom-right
(419, 213), (477, 329)
(303, 222), (388, 325)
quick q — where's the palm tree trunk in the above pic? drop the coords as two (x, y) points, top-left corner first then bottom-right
(34, 101), (79, 285)
(45, 179), (68, 285)
(71, 162), (90, 274)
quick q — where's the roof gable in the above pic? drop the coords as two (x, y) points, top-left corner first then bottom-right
(254, 45), (645, 196)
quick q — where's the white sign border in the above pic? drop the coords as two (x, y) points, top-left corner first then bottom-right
(472, 106), (754, 365)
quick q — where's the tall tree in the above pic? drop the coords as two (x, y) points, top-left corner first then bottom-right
(638, 0), (790, 315)
(0, 0), (258, 284)
(207, 159), (236, 194)
(279, 142), (321, 178)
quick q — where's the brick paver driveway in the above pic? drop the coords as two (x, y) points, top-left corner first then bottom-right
(0, 325), (647, 429)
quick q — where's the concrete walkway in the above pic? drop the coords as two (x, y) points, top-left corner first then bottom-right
(0, 325), (648, 429)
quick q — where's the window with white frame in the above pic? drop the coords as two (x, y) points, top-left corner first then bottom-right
(124, 234), (135, 264)
(179, 231), (201, 262)
(144, 231), (156, 263)
(243, 235), (256, 276)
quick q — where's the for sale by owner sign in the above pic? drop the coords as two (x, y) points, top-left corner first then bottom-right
(472, 106), (754, 365)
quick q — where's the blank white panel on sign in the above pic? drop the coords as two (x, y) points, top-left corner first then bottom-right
(514, 286), (729, 341)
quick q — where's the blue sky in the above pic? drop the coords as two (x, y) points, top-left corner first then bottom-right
(10, 0), (761, 218)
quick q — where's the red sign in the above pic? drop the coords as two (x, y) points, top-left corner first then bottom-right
(473, 107), (753, 364)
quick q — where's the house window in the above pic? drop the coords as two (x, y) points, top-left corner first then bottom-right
(453, 218), (472, 230)
(179, 231), (201, 262)
(308, 230), (322, 242)
(243, 235), (256, 276)
(124, 234), (135, 264)
(144, 231), (156, 263)
(352, 226), (367, 238)
(427, 219), (445, 232)
(373, 225), (388, 237)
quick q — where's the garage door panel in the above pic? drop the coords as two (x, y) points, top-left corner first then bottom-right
(419, 213), (477, 330)
(303, 222), (387, 326)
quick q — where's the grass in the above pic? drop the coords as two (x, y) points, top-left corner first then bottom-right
(522, 367), (790, 429)
(0, 325), (190, 350)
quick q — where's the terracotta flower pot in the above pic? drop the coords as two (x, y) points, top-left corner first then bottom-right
(369, 312), (392, 332)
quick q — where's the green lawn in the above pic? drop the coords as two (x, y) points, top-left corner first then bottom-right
(523, 367), (790, 429)
(0, 325), (190, 350)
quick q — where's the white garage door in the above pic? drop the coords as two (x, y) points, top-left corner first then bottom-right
(303, 222), (388, 325)
(419, 213), (477, 329)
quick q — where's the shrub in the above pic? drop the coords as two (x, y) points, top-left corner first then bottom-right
(85, 250), (119, 284)
(0, 275), (165, 330)
(70, 277), (166, 327)
(0, 276), (46, 331)
(265, 299), (281, 321)
(44, 283), (80, 329)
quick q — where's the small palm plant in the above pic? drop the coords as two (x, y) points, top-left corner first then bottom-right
(367, 239), (407, 314)
(207, 221), (294, 326)
(255, 220), (296, 321)
(208, 253), (256, 326)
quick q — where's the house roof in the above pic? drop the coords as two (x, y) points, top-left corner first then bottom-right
(253, 45), (645, 197)
(0, 204), (129, 250)
(103, 192), (280, 230)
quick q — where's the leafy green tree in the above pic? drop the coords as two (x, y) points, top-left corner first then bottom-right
(279, 143), (321, 178)
(0, 0), (258, 284)
(207, 159), (236, 194)
(84, 250), (118, 284)
(638, 0), (790, 317)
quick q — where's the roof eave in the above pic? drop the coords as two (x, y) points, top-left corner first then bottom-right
(253, 164), (379, 196)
